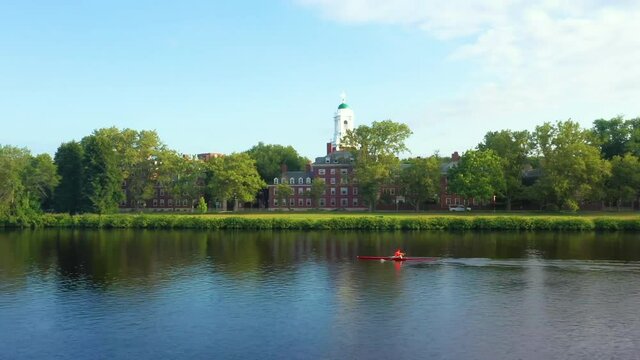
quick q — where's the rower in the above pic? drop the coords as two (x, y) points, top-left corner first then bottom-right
(394, 249), (405, 259)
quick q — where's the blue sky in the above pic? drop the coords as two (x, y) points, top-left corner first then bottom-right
(1, 0), (639, 159)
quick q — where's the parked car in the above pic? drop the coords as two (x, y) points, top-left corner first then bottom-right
(449, 204), (471, 212)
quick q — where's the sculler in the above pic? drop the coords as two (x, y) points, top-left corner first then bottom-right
(393, 249), (405, 259)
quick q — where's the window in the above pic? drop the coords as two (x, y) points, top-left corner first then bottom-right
(289, 178), (295, 185)
(318, 169), (325, 175)
(298, 199), (304, 206)
(319, 198), (326, 207)
(390, 188), (395, 195)
(446, 198), (451, 205)
(160, 189), (164, 196)
(340, 169), (348, 175)
(298, 177), (303, 184)
(454, 198), (460, 205)
(330, 198), (336, 206)
(325, 157), (330, 163)
(353, 187), (358, 195)
(330, 188), (336, 195)
(183, 199), (188, 206)
(298, 188), (304, 195)
(340, 187), (348, 195)
(353, 198), (358, 206)
(330, 168), (336, 175)
(306, 177), (311, 184)
(274, 178), (279, 184)
(274, 199), (279, 206)
(153, 199), (158, 207)
(473, 198), (477, 205)
(330, 178), (336, 184)
(281, 178), (286, 184)
(160, 199), (165, 206)
(289, 198), (295, 206)
(168, 199), (173, 206)
(340, 198), (348, 207)
(306, 199), (311, 206)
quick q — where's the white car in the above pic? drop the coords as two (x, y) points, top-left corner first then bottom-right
(449, 204), (471, 212)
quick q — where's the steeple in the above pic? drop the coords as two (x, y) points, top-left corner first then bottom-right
(332, 92), (355, 150)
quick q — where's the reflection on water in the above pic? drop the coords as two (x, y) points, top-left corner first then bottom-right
(1, 230), (640, 359)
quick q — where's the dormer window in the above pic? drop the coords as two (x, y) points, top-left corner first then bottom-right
(298, 177), (303, 184)
(274, 178), (279, 185)
(325, 157), (330, 163)
(289, 178), (295, 184)
(281, 178), (286, 184)
(306, 177), (311, 184)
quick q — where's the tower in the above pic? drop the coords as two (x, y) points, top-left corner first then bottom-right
(332, 92), (354, 151)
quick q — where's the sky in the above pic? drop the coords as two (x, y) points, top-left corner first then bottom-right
(1, 0), (639, 159)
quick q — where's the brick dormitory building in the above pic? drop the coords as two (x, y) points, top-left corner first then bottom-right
(120, 95), (480, 212)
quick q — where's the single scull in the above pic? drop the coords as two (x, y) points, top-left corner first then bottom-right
(357, 256), (436, 262)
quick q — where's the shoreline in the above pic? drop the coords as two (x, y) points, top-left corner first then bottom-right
(2, 213), (640, 231)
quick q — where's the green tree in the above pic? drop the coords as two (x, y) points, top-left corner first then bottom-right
(81, 133), (124, 214)
(398, 156), (441, 211)
(477, 130), (531, 210)
(205, 153), (266, 211)
(591, 116), (631, 159)
(341, 120), (412, 211)
(606, 154), (640, 210)
(24, 154), (59, 211)
(532, 120), (610, 211)
(161, 151), (205, 210)
(53, 141), (84, 214)
(197, 196), (208, 213)
(448, 150), (505, 203)
(0, 146), (31, 219)
(245, 142), (309, 182)
(0, 146), (58, 222)
(275, 183), (293, 210)
(308, 178), (325, 208)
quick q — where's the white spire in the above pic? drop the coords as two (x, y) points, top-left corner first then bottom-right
(340, 91), (347, 103)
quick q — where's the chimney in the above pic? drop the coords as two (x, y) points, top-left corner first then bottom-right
(452, 151), (460, 161)
(280, 163), (288, 175)
(305, 161), (311, 173)
(326, 142), (334, 155)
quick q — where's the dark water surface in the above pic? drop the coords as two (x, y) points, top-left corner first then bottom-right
(1, 230), (640, 359)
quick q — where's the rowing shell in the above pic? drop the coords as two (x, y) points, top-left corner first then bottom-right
(357, 256), (436, 262)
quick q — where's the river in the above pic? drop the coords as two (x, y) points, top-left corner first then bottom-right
(1, 230), (640, 359)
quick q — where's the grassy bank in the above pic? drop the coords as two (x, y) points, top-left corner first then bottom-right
(2, 212), (640, 231)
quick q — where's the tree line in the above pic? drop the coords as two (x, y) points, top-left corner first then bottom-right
(2, 116), (640, 223)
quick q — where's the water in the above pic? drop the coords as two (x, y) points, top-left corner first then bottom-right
(1, 230), (640, 359)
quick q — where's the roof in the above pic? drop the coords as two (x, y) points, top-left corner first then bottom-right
(338, 103), (350, 110)
(314, 150), (354, 165)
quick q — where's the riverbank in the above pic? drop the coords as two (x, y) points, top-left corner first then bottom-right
(2, 212), (640, 231)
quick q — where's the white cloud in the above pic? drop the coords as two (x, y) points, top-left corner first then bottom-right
(297, 0), (640, 154)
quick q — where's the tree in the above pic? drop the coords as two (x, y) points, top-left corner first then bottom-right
(341, 120), (412, 211)
(308, 178), (325, 209)
(24, 154), (59, 211)
(205, 153), (266, 211)
(477, 130), (531, 210)
(53, 141), (84, 214)
(591, 116), (631, 159)
(398, 156), (441, 211)
(122, 130), (168, 209)
(161, 151), (205, 210)
(197, 196), (208, 214)
(81, 133), (124, 214)
(448, 150), (505, 203)
(531, 120), (610, 211)
(0, 146), (31, 219)
(0, 146), (58, 221)
(275, 183), (293, 210)
(606, 154), (640, 210)
(245, 142), (309, 182)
